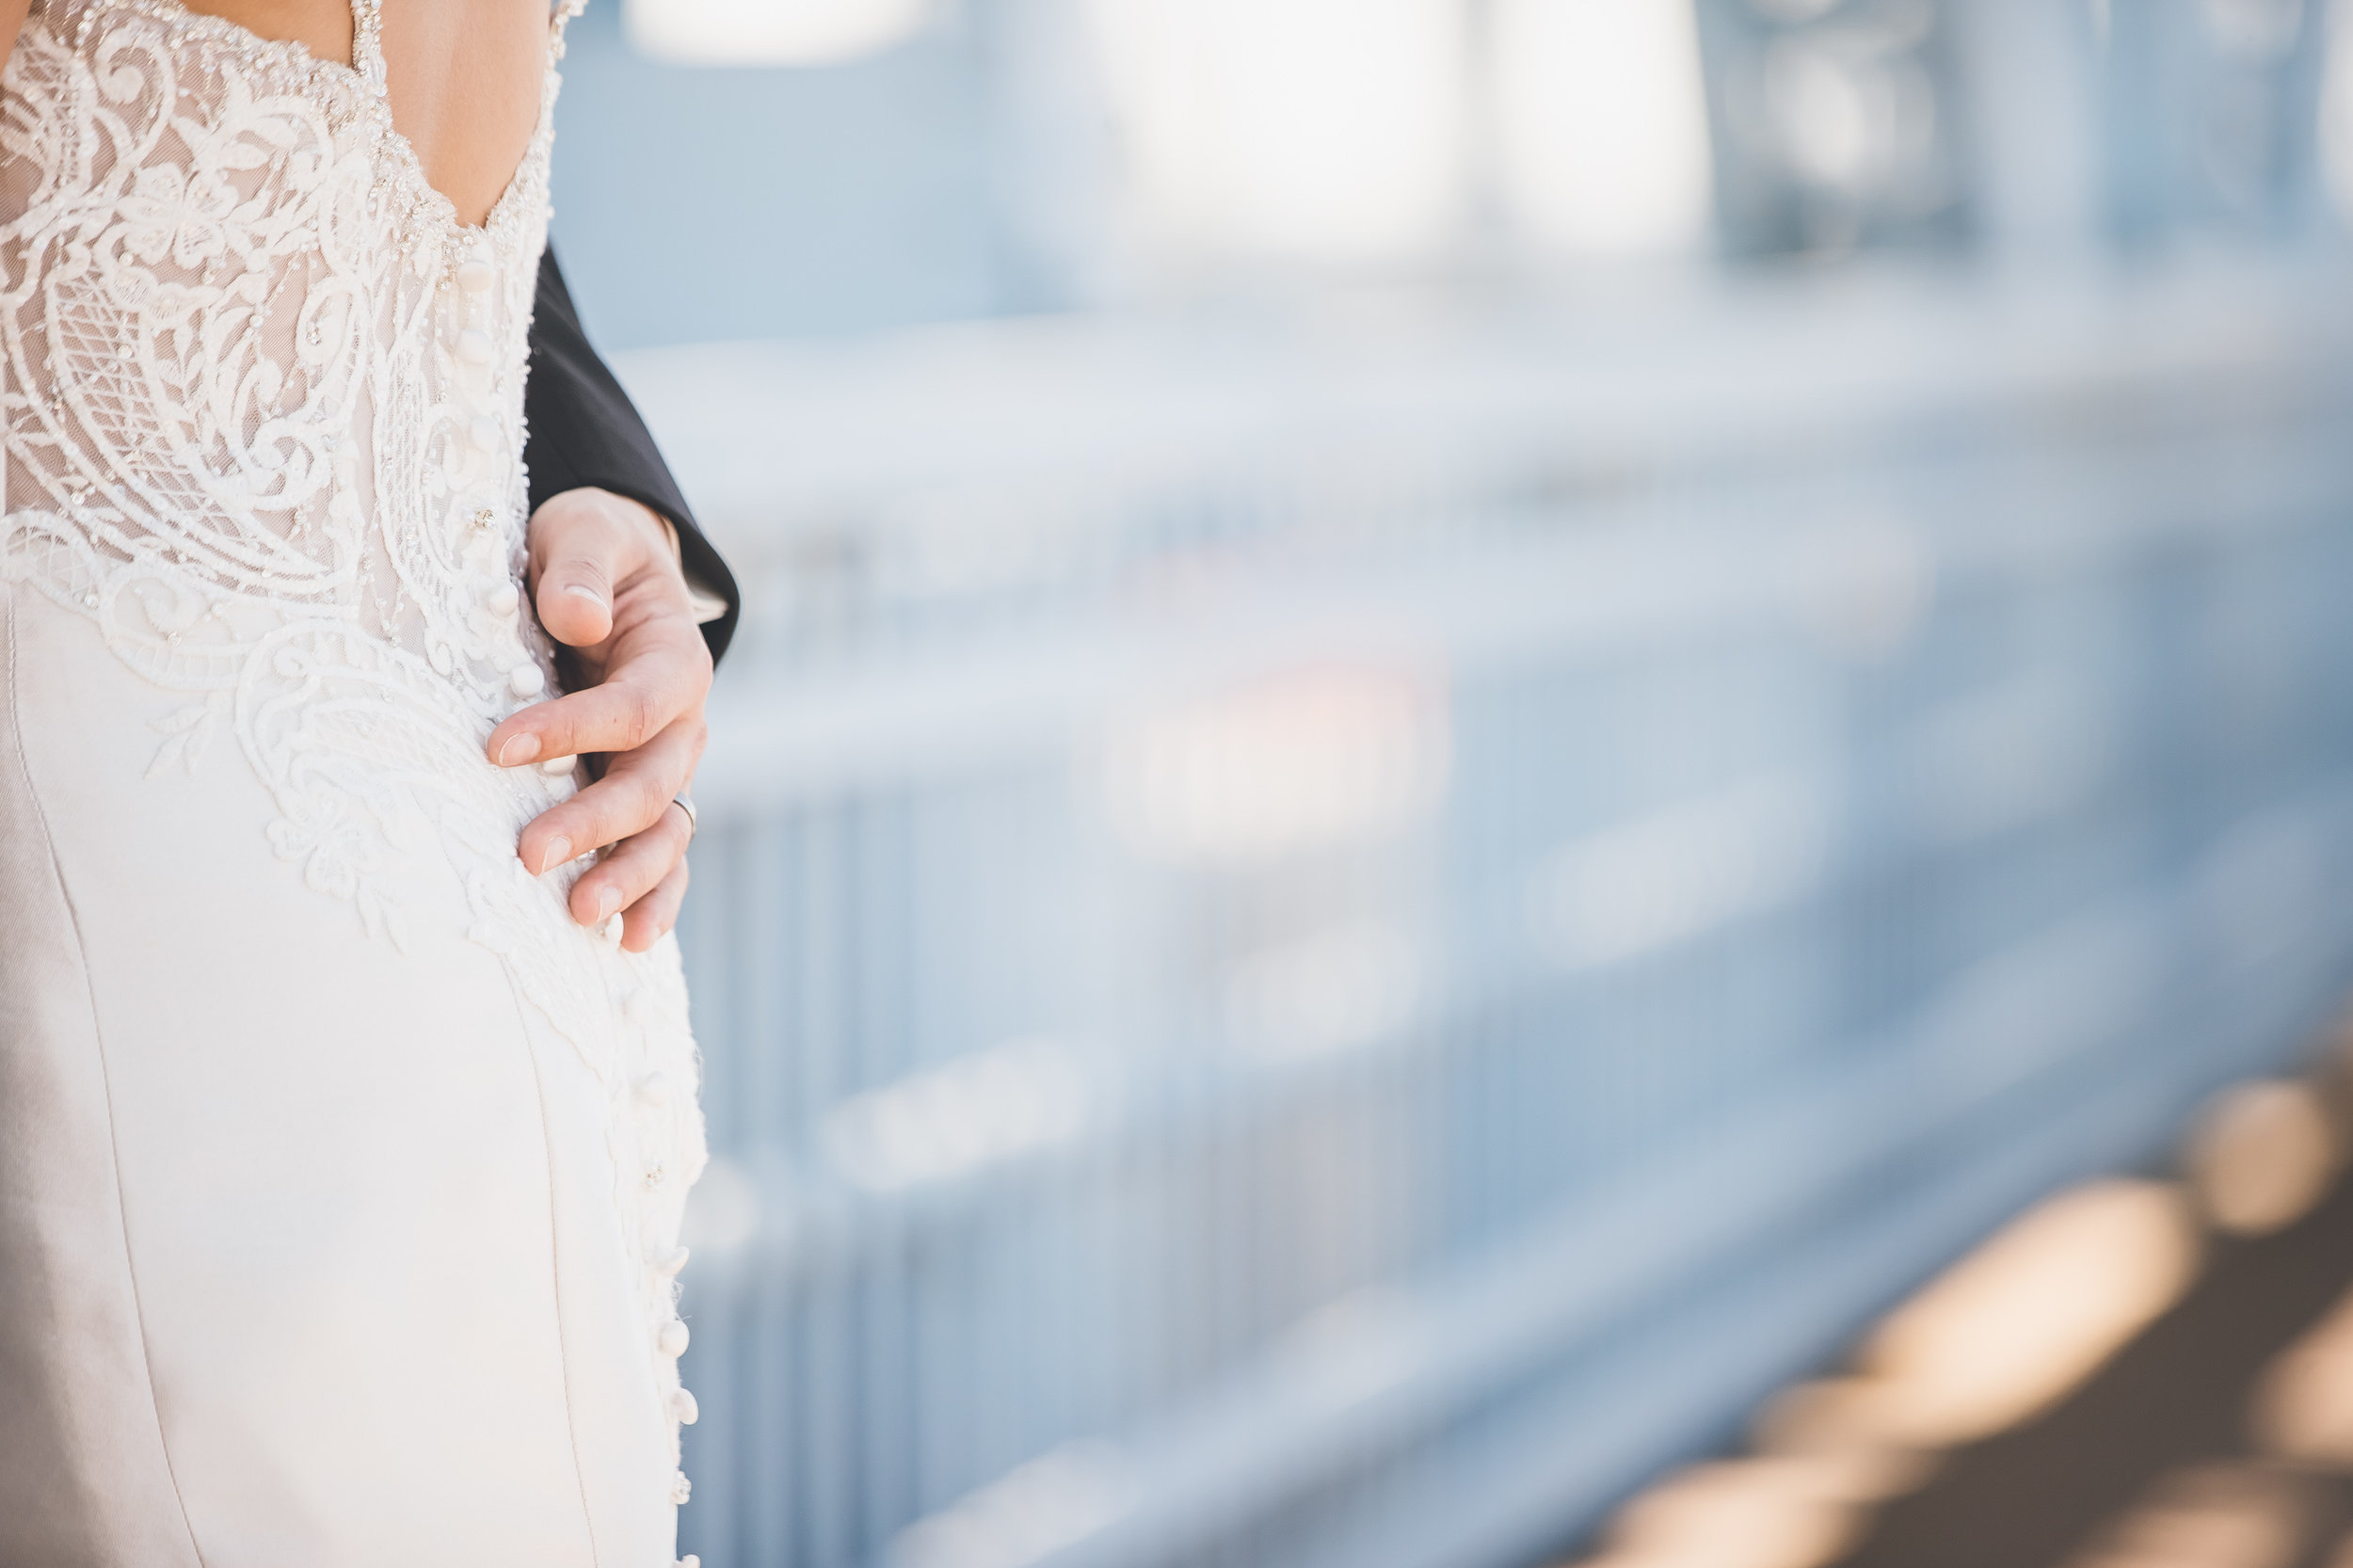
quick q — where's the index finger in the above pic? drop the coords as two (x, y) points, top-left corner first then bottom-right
(488, 632), (710, 767)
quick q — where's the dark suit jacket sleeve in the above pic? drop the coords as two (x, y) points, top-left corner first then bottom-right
(525, 246), (742, 664)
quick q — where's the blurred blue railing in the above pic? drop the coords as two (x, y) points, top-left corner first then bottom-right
(631, 258), (2353, 1568)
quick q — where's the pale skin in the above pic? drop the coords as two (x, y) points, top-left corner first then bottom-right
(0, 0), (712, 952)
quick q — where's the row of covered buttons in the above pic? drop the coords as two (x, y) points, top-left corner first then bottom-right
(487, 567), (579, 776)
(483, 578), (539, 697)
(488, 574), (578, 776)
(488, 569), (575, 775)
(469, 517), (545, 704)
(643, 1064), (699, 1428)
(442, 244), (546, 708)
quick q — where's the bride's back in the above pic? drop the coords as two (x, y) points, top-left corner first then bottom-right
(2, 0), (579, 725)
(182, 0), (547, 226)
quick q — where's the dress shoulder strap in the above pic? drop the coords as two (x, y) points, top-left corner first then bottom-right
(550, 0), (586, 56)
(347, 0), (388, 94)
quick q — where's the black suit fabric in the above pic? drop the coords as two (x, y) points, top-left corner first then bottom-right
(522, 248), (742, 664)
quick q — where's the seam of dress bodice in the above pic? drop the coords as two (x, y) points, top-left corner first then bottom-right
(3, 587), (214, 1568)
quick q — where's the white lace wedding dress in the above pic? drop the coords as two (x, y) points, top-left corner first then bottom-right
(0, 2), (708, 1562)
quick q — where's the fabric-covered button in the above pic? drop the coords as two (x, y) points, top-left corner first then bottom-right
(672, 1386), (699, 1425)
(670, 1471), (692, 1505)
(508, 664), (545, 697)
(659, 1320), (689, 1357)
(539, 755), (576, 776)
(455, 328), (492, 366)
(635, 1072), (671, 1108)
(655, 1245), (690, 1277)
(484, 582), (520, 616)
(456, 258), (495, 293)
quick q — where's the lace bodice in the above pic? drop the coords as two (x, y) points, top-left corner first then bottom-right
(0, 0), (708, 1510)
(1, 0), (566, 725)
(0, 0), (625, 1075)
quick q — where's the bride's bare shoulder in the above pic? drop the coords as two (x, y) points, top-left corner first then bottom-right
(1, 0), (33, 75)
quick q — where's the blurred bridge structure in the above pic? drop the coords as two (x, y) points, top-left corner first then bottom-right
(558, 2), (2353, 1565)
(640, 256), (2353, 1568)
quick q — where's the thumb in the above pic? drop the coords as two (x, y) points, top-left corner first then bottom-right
(533, 523), (622, 648)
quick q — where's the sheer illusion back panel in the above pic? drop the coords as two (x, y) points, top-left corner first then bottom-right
(0, 0), (555, 670)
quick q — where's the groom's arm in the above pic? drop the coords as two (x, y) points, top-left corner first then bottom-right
(523, 246), (741, 664)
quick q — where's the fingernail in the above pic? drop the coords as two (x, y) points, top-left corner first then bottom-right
(562, 584), (606, 606)
(498, 732), (542, 766)
(594, 887), (622, 921)
(538, 836), (572, 874)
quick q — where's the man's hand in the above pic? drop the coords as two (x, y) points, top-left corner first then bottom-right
(488, 488), (712, 953)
